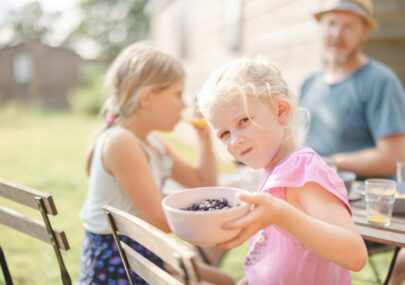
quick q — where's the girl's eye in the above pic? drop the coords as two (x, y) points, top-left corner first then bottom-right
(219, 130), (230, 140)
(239, 117), (250, 125)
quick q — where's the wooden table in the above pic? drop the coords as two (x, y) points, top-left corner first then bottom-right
(350, 200), (404, 285)
(351, 200), (405, 247)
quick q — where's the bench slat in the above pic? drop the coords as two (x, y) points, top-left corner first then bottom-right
(0, 206), (69, 250)
(122, 242), (182, 285)
(104, 205), (200, 283)
(0, 178), (57, 215)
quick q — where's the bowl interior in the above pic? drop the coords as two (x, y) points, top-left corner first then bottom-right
(163, 186), (246, 212)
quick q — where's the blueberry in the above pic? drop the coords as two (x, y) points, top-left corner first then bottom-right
(182, 198), (233, 211)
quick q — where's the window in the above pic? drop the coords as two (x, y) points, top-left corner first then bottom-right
(225, 0), (242, 51)
(13, 51), (34, 84)
(176, 0), (188, 58)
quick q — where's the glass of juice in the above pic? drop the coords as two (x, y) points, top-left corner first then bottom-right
(188, 118), (208, 128)
(365, 179), (396, 226)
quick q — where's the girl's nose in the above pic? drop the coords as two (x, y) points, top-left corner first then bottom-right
(230, 134), (245, 148)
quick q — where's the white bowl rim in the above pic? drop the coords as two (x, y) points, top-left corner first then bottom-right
(337, 170), (356, 180)
(162, 186), (250, 216)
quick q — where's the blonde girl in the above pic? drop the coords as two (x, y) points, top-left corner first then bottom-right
(79, 43), (234, 285)
(196, 57), (368, 285)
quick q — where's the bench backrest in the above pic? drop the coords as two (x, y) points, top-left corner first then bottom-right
(103, 205), (201, 285)
(0, 178), (71, 285)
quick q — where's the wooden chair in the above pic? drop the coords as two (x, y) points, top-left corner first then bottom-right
(0, 178), (71, 285)
(103, 205), (201, 285)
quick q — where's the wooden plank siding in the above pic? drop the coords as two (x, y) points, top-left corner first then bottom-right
(149, 0), (322, 95)
(148, 0), (405, 96)
(0, 41), (81, 108)
(364, 0), (405, 87)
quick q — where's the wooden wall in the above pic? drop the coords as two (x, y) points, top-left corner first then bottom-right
(149, 0), (322, 97)
(148, 0), (405, 97)
(364, 0), (405, 87)
(0, 42), (81, 107)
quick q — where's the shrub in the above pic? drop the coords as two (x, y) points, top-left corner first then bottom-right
(68, 62), (107, 116)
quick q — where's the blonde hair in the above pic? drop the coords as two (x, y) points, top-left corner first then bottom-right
(102, 42), (185, 117)
(86, 42), (185, 175)
(196, 57), (300, 138)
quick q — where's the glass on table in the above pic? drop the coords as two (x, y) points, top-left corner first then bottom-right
(397, 161), (405, 195)
(365, 179), (396, 226)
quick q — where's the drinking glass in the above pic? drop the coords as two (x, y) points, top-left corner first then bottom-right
(397, 161), (405, 195)
(365, 179), (396, 226)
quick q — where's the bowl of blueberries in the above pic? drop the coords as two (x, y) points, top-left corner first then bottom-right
(162, 186), (250, 246)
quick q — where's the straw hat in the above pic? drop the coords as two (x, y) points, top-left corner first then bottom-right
(314, 0), (378, 29)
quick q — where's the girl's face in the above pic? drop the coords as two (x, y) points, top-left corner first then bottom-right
(148, 79), (185, 131)
(208, 96), (291, 169)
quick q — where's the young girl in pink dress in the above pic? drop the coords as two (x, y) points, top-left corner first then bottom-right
(196, 57), (368, 284)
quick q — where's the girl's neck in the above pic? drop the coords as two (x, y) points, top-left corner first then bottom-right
(118, 116), (151, 143)
(266, 136), (299, 169)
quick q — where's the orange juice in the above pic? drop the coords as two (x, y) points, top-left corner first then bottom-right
(188, 119), (208, 128)
(367, 215), (390, 225)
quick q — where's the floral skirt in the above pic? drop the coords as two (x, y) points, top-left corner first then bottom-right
(79, 230), (163, 285)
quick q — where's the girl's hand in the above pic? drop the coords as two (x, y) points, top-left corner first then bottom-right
(216, 192), (285, 249)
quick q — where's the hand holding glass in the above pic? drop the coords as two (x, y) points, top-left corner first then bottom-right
(365, 179), (396, 226)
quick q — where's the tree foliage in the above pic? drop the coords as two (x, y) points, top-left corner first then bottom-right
(0, 1), (59, 45)
(69, 0), (149, 61)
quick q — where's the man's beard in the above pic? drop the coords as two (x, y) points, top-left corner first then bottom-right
(324, 42), (363, 66)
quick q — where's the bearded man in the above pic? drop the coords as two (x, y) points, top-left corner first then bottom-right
(299, 0), (405, 179)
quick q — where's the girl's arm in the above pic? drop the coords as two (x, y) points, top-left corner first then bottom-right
(162, 127), (217, 187)
(217, 183), (368, 272)
(103, 128), (171, 232)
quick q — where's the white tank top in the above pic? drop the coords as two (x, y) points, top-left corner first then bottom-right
(80, 126), (173, 234)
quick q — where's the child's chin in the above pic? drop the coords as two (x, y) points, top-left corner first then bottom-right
(242, 161), (261, 169)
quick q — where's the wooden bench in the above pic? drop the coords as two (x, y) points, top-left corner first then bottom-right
(0, 178), (71, 285)
(103, 205), (202, 285)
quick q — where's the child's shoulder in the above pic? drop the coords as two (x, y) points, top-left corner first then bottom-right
(266, 147), (349, 208)
(279, 147), (322, 169)
(103, 126), (141, 152)
(267, 147), (332, 187)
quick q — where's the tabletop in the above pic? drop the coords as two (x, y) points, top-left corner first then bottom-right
(350, 200), (405, 247)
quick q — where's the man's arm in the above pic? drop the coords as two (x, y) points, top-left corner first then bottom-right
(327, 134), (405, 177)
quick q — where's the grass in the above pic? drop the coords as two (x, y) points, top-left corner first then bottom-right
(0, 106), (395, 284)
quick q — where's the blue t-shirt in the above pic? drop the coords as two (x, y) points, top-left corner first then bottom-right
(299, 60), (405, 156)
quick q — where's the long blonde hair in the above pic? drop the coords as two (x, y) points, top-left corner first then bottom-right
(86, 43), (185, 175)
(196, 57), (300, 138)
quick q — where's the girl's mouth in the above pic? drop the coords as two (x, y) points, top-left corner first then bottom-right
(240, 147), (253, 156)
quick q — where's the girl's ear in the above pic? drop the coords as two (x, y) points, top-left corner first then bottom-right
(276, 100), (290, 124)
(137, 88), (152, 108)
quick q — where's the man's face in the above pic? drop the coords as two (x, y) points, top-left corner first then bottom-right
(321, 11), (369, 65)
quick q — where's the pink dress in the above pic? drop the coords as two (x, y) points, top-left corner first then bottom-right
(244, 147), (352, 285)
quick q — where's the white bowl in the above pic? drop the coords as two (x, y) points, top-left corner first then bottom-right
(338, 171), (356, 192)
(162, 186), (250, 246)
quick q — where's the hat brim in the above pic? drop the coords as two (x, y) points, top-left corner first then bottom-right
(314, 8), (377, 30)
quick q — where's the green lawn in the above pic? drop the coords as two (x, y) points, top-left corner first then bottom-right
(0, 107), (394, 284)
